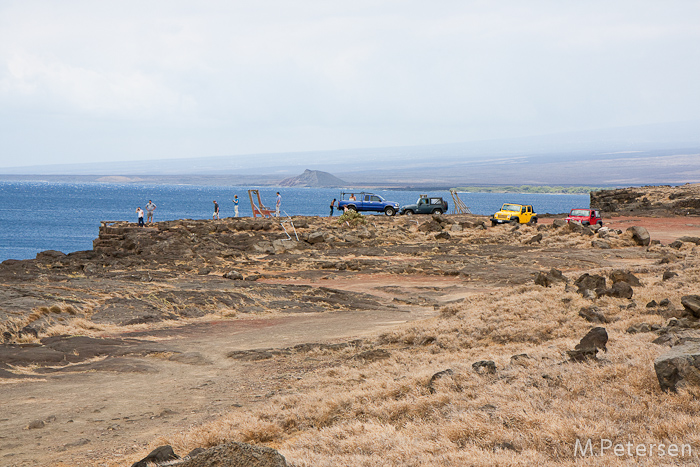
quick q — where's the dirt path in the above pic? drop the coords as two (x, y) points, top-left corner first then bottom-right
(0, 304), (441, 466)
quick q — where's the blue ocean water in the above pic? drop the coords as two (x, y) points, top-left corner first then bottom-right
(0, 181), (589, 261)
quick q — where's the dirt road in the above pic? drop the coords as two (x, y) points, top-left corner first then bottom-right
(0, 284), (454, 467)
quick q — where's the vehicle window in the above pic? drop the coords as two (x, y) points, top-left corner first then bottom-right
(502, 204), (520, 212)
(430, 199), (440, 204)
(570, 209), (589, 216)
(370, 196), (380, 202)
(364, 195), (370, 201)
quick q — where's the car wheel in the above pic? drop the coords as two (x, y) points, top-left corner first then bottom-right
(583, 221), (590, 226)
(491, 220), (498, 227)
(432, 208), (443, 214)
(404, 210), (413, 215)
(509, 217), (519, 225)
(597, 221), (603, 226)
(347, 205), (357, 212)
(532, 217), (538, 224)
(384, 206), (396, 216)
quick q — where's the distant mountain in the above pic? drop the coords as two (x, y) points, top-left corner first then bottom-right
(279, 169), (347, 187)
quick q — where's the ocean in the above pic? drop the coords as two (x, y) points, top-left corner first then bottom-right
(0, 181), (589, 261)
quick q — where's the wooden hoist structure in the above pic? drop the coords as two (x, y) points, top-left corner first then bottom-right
(449, 189), (472, 215)
(248, 189), (274, 218)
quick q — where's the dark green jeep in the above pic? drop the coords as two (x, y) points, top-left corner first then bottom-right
(400, 196), (449, 215)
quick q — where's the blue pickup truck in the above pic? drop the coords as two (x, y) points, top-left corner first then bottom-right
(338, 192), (400, 216)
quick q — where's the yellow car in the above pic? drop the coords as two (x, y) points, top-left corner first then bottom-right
(490, 203), (537, 226)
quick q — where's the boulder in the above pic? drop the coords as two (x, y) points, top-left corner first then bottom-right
(591, 240), (611, 249)
(626, 226), (651, 246)
(223, 270), (244, 280)
(568, 222), (593, 236)
(428, 369), (454, 394)
(131, 445), (179, 467)
(574, 273), (606, 296)
(678, 236), (700, 245)
(418, 220), (443, 233)
(535, 268), (569, 288)
(681, 295), (700, 318)
(609, 270), (641, 287)
(547, 268), (568, 283)
(654, 341), (700, 392)
(662, 271), (679, 281)
(177, 442), (287, 467)
(603, 281), (634, 299)
(435, 231), (451, 240)
(578, 306), (608, 324)
(552, 219), (567, 228)
(472, 360), (496, 374)
(307, 231), (326, 244)
(534, 272), (552, 288)
(524, 233), (543, 244)
(626, 323), (660, 334)
(575, 327), (608, 353)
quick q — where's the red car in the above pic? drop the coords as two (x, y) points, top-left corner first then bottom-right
(566, 208), (602, 226)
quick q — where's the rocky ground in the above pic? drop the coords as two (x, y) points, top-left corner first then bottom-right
(2, 188), (700, 466)
(591, 182), (700, 217)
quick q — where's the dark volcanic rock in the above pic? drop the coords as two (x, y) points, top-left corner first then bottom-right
(524, 233), (543, 244)
(428, 369), (454, 394)
(131, 445), (179, 467)
(681, 295), (700, 318)
(603, 281), (634, 299)
(663, 270), (679, 281)
(535, 268), (568, 288)
(574, 273), (606, 295)
(472, 360), (496, 374)
(578, 306), (608, 324)
(223, 270), (244, 280)
(626, 226), (651, 246)
(575, 327), (608, 353)
(609, 270), (641, 287)
(177, 442), (287, 467)
(655, 341), (700, 392)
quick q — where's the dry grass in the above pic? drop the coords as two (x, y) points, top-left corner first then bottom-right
(116, 262), (700, 466)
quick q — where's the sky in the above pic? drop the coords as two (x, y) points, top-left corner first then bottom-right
(0, 0), (699, 169)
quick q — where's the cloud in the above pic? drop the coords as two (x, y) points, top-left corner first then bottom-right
(0, 0), (699, 166)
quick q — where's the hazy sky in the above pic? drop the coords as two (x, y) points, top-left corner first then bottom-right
(1, 1), (699, 168)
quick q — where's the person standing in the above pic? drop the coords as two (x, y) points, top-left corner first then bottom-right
(329, 198), (336, 217)
(145, 200), (156, 223)
(213, 200), (220, 220)
(136, 207), (144, 227)
(275, 192), (281, 217)
(232, 195), (239, 217)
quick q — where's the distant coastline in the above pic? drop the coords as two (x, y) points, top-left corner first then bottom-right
(0, 174), (617, 193)
(450, 185), (604, 194)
